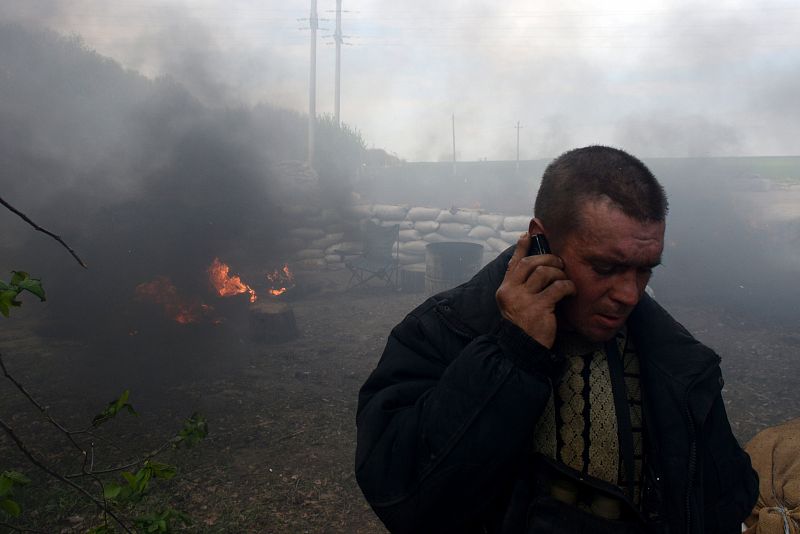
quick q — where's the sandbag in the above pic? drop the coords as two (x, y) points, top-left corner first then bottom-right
(423, 232), (450, 243)
(398, 252), (424, 265)
(500, 230), (524, 243)
(326, 242), (362, 255)
(325, 261), (345, 270)
(295, 258), (326, 270)
(437, 209), (479, 226)
(325, 254), (343, 263)
(503, 215), (531, 232)
(372, 204), (409, 220)
(399, 240), (428, 256)
(477, 214), (505, 231)
(311, 233), (345, 250)
(399, 229), (423, 242)
(487, 237), (513, 253)
(375, 219), (414, 230)
(406, 207), (442, 221)
(744, 418), (800, 534)
(468, 225), (498, 240)
(438, 222), (472, 239)
(295, 248), (325, 260)
(413, 220), (440, 234)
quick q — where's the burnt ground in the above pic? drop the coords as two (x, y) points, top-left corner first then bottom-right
(0, 268), (798, 533)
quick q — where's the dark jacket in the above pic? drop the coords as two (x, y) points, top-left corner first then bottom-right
(355, 248), (758, 534)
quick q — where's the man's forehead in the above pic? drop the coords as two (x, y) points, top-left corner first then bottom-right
(567, 200), (665, 262)
(584, 247), (663, 267)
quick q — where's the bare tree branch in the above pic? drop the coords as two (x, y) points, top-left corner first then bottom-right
(66, 439), (173, 479)
(0, 353), (84, 453)
(1, 352), (131, 527)
(0, 195), (87, 268)
(0, 418), (132, 533)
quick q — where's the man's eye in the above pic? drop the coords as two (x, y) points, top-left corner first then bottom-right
(592, 264), (615, 275)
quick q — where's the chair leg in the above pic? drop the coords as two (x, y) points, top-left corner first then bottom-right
(346, 268), (359, 290)
(348, 270), (381, 291)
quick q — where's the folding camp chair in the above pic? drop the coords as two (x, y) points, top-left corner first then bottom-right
(345, 221), (400, 290)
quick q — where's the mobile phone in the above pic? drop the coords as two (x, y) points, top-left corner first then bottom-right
(528, 233), (551, 256)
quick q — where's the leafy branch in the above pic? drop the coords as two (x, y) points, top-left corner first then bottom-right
(0, 271), (46, 318)
(1, 356), (207, 532)
(0, 417), (132, 532)
(1, 291), (206, 532)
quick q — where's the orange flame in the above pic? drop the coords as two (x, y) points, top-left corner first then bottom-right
(266, 264), (295, 296)
(135, 276), (211, 324)
(208, 258), (257, 303)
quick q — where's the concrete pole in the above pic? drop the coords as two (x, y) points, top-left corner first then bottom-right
(452, 113), (457, 175)
(334, 0), (342, 126)
(308, 0), (318, 165)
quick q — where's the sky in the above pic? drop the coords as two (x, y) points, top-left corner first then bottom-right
(3, 0), (800, 161)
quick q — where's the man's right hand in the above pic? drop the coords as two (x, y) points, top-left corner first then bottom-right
(495, 233), (576, 349)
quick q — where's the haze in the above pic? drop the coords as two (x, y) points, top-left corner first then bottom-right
(4, 0), (800, 160)
(1, 1), (799, 532)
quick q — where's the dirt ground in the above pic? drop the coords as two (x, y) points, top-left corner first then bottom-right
(1, 267), (798, 533)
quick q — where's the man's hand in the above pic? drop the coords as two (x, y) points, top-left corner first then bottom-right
(495, 233), (576, 349)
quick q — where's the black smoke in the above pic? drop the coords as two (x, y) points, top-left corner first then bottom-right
(0, 24), (361, 350)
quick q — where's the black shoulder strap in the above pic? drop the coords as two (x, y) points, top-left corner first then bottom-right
(606, 336), (636, 500)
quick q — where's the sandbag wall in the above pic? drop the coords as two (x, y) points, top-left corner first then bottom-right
(283, 202), (530, 272)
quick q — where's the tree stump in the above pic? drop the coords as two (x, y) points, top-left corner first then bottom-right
(249, 301), (298, 343)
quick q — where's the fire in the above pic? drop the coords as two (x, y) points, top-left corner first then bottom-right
(266, 264), (294, 296)
(208, 258), (257, 303)
(135, 276), (211, 324)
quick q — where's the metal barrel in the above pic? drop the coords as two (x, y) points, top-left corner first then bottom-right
(425, 242), (484, 295)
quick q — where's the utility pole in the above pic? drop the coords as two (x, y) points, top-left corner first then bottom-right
(515, 121), (523, 172)
(452, 113), (457, 175)
(334, 0), (342, 126)
(308, 0), (318, 165)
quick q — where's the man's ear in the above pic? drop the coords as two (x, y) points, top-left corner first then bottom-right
(528, 218), (546, 236)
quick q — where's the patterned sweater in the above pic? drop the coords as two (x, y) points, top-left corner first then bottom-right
(533, 327), (644, 504)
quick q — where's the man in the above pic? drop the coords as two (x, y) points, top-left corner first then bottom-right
(355, 146), (758, 533)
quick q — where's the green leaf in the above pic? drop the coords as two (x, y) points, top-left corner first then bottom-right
(123, 468), (152, 495)
(146, 461), (177, 480)
(0, 471), (30, 497)
(16, 277), (46, 301)
(0, 290), (21, 318)
(103, 483), (122, 500)
(0, 497), (21, 517)
(92, 389), (138, 426)
(9, 271), (28, 285)
(121, 471), (137, 488)
(3, 471), (30, 485)
(0, 478), (12, 497)
(173, 412), (208, 448)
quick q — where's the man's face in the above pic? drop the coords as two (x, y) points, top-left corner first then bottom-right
(552, 199), (665, 342)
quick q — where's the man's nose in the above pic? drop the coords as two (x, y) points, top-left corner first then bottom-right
(610, 270), (640, 307)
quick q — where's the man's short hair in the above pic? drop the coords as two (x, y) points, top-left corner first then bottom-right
(534, 145), (668, 241)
